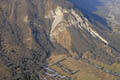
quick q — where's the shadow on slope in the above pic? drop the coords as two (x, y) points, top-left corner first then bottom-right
(69, 0), (112, 30)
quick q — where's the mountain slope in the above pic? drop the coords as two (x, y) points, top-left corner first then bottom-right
(69, 0), (120, 33)
(0, 0), (120, 80)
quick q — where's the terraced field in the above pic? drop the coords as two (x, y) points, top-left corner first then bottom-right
(45, 54), (120, 80)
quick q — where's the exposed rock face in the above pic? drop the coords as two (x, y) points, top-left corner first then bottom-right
(0, 0), (120, 80)
(70, 0), (120, 33)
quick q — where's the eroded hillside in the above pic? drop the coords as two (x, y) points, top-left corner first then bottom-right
(0, 0), (120, 80)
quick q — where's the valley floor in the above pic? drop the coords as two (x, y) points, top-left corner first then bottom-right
(41, 54), (120, 80)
